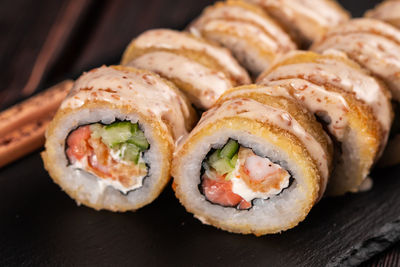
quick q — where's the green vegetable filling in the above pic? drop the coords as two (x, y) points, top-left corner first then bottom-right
(90, 121), (149, 164)
(121, 143), (141, 163)
(207, 139), (239, 176)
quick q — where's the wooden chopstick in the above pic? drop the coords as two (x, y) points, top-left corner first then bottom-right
(0, 80), (73, 168)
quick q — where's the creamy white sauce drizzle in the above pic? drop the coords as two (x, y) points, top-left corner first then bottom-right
(131, 29), (250, 84)
(313, 31), (400, 101)
(189, 2), (295, 51)
(366, 2), (400, 28)
(245, 0), (349, 40)
(321, 18), (400, 45)
(223, 82), (350, 141)
(128, 51), (232, 110)
(246, 0), (341, 25)
(202, 19), (279, 51)
(270, 80), (349, 140)
(196, 19), (277, 74)
(61, 66), (190, 140)
(261, 54), (392, 137)
(193, 98), (329, 186)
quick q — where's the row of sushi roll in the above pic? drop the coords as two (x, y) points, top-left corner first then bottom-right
(42, 0), (400, 235)
(311, 13), (400, 168)
(173, 49), (393, 234)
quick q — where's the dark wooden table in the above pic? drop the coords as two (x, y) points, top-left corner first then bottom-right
(1, 0), (399, 266)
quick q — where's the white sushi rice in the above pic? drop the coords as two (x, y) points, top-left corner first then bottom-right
(46, 107), (165, 210)
(175, 128), (314, 233)
(330, 127), (368, 194)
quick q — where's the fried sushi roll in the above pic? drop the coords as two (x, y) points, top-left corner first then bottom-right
(188, 0), (296, 76)
(42, 66), (196, 211)
(172, 91), (332, 235)
(257, 50), (393, 195)
(312, 18), (400, 101)
(121, 29), (250, 110)
(243, 0), (350, 47)
(365, 0), (400, 29)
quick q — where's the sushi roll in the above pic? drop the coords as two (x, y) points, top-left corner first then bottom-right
(42, 65), (196, 211)
(188, 0), (296, 76)
(172, 88), (332, 235)
(121, 29), (250, 110)
(243, 0), (350, 47)
(312, 18), (400, 101)
(257, 50), (393, 195)
(365, 0), (400, 29)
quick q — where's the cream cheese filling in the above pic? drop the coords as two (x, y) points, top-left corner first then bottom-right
(70, 148), (147, 195)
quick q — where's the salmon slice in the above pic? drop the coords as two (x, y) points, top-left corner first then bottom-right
(66, 125), (91, 161)
(202, 175), (251, 209)
(87, 137), (111, 177)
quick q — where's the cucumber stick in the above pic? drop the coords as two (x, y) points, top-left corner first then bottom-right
(209, 149), (221, 164)
(102, 121), (149, 149)
(210, 157), (235, 174)
(220, 139), (239, 159)
(102, 122), (133, 147)
(127, 130), (149, 149)
(91, 121), (150, 163)
(207, 139), (239, 175)
(122, 143), (140, 164)
(230, 153), (238, 166)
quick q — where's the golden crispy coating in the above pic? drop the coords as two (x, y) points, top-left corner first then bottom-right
(257, 50), (393, 195)
(173, 115), (320, 235)
(42, 66), (195, 212)
(121, 29), (250, 109)
(311, 19), (400, 101)
(217, 84), (334, 194)
(243, 0), (350, 46)
(112, 66), (198, 132)
(188, 0), (296, 75)
(365, 0), (400, 29)
(42, 101), (173, 212)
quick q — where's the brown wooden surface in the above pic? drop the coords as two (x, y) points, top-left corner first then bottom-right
(1, 0), (396, 266)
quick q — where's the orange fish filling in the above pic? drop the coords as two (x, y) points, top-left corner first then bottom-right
(202, 174), (252, 210)
(202, 146), (290, 210)
(66, 125), (147, 189)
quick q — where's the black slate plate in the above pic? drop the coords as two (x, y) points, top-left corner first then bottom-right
(1, 0), (398, 266)
(1, 152), (400, 266)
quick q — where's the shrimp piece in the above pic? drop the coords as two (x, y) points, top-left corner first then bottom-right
(202, 174), (251, 209)
(238, 147), (290, 193)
